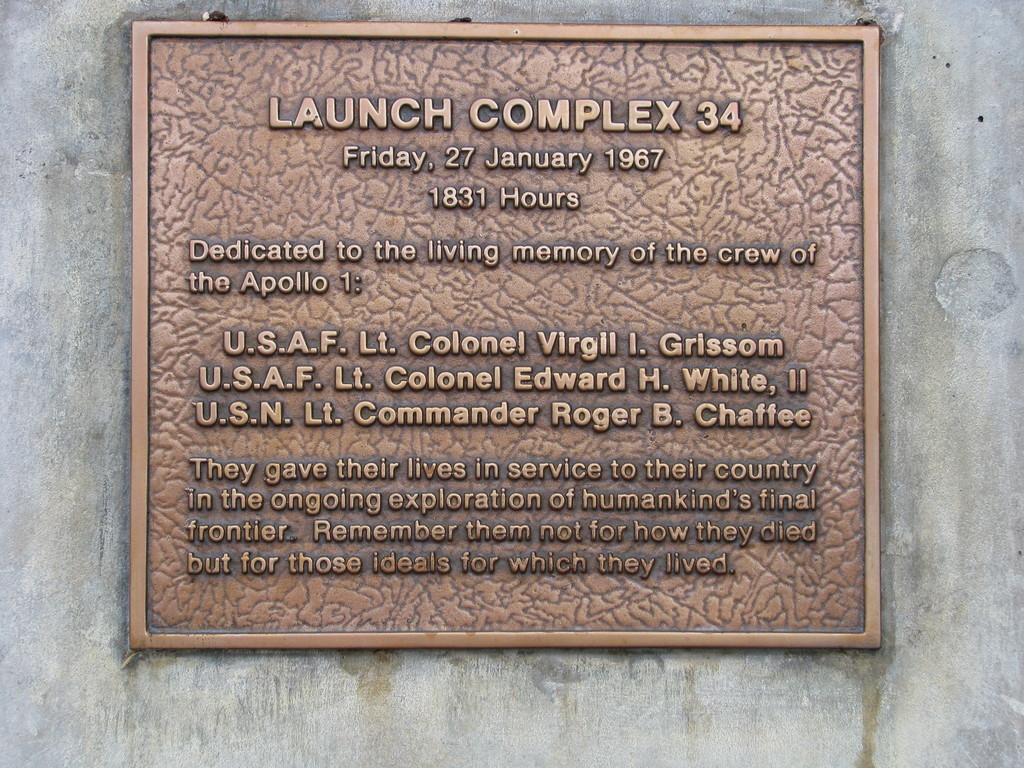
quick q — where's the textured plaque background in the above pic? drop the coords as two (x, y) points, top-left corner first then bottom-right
(134, 26), (878, 646)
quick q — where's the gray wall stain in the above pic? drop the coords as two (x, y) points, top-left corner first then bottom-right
(936, 249), (1017, 323)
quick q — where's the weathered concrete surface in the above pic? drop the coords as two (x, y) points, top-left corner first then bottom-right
(0, 0), (1020, 765)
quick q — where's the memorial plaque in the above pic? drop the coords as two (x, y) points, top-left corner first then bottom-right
(130, 22), (879, 648)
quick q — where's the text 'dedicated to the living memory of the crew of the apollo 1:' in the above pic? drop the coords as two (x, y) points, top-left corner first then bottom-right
(130, 22), (880, 649)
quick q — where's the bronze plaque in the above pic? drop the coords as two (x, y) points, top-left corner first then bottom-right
(131, 22), (880, 648)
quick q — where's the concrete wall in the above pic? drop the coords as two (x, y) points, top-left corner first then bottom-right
(1, 0), (1020, 765)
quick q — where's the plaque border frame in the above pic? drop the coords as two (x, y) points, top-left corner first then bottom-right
(130, 21), (880, 650)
